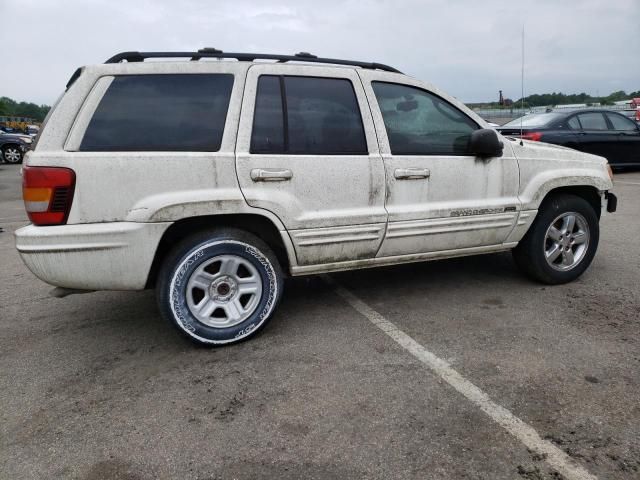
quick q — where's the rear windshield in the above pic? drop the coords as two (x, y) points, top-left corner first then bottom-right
(80, 74), (233, 152)
(502, 113), (564, 128)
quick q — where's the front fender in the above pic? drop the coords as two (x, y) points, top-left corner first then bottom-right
(511, 140), (613, 210)
(520, 169), (612, 210)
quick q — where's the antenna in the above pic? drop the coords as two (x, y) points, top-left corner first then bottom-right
(520, 23), (525, 145)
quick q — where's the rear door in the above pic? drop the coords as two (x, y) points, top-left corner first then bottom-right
(605, 112), (640, 166)
(358, 70), (520, 258)
(235, 64), (387, 266)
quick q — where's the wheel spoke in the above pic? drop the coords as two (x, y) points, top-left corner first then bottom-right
(546, 244), (562, 263)
(195, 297), (217, 317)
(562, 214), (576, 234)
(191, 271), (214, 290)
(237, 276), (260, 294)
(562, 249), (575, 266)
(547, 226), (562, 241)
(224, 299), (244, 322)
(572, 231), (587, 245)
(219, 257), (239, 276)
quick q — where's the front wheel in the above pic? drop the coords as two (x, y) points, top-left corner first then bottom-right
(156, 228), (284, 345)
(512, 194), (599, 284)
(2, 145), (23, 164)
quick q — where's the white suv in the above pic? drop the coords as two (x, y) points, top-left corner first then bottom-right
(15, 49), (617, 345)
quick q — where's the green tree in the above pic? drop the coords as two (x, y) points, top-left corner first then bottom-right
(0, 96), (50, 122)
(603, 90), (628, 103)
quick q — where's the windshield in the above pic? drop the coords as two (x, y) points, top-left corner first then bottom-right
(502, 113), (564, 128)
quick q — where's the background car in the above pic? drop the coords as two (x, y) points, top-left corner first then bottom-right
(497, 109), (640, 168)
(25, 125), (40, 137)
(0, 130), (31, 163)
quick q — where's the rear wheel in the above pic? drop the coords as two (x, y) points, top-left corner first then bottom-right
(512, 194), (599, 284)
(156, 228), (283, 345)
(2, 145), (23, 164)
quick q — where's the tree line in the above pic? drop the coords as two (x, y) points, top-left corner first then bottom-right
(0, 97), (51, 122)
(513, 90), (640, 108)
(469, 90), (640, 109)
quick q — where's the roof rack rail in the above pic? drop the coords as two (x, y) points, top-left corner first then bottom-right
(104, 48), (402, 73)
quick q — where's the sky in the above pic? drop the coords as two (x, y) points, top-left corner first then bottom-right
(1, 0), (638, 106)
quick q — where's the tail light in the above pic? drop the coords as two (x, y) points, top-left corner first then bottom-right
(22, 166), (76, 226)
(521, 132), (543, 142)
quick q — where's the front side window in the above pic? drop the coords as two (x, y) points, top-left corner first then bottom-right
(606, 112), (637, 131)
(372, 82), (478, 155)
(250, 75), (367, 155)
(576, 112), (608, 131)
(80, 74), (234, 151)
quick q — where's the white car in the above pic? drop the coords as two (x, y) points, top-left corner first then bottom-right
(15, 49), (617, 345)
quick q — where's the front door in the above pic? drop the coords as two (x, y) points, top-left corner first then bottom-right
(358, 70), (520, 258)
(236, 64), (387, 266)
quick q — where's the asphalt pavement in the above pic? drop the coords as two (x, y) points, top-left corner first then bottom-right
(1, 163), (638, 480)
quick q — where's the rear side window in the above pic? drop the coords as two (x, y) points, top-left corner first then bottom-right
(567, 116), (581, 130)
(371, 82), (478, 155)
(606, 112), (637, 131)
(80, 74), (234, 151)
(250, 75), (367, 155)
(576, 112), (608, 131)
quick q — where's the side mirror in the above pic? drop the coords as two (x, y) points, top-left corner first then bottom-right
(469, 128), (504, 158)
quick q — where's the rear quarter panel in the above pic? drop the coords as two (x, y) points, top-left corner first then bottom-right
(27, 62), (280, 227)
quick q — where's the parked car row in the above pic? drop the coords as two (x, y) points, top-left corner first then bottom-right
(0, 124), (39, 137)
(497, 109), (640, 169)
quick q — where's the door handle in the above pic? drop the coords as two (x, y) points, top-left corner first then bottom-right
(394, 168), (430, 180)
(250, 168), (293, 182)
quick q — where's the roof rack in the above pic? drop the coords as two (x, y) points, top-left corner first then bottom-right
(104, 48), (402, 73)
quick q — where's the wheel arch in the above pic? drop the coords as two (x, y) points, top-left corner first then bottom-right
(519, 167), (611, 214)
(508, 183), (604, 245)
(539, 185), (602, 219)
(145, 213), (295, 288)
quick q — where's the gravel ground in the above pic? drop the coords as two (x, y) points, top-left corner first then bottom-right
(1, 163), (638, 480)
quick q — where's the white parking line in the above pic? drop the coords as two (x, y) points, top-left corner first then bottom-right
(323, 275), (597, 480)
(615, 180), (640, 186)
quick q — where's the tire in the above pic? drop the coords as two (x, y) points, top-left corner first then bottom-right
(512, 193), (599, 285)
(156, 228), (284, 345)
(2, 145), (23, 164)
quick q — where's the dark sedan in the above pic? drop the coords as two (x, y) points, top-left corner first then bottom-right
(0, 131), (31, 164)
(497, 109), (640, 168)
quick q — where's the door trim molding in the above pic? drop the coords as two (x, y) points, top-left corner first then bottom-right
(385, 213), (517, 239)
(290, 242), (517, 276)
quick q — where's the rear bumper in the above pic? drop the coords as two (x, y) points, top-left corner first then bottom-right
(15, 222), (171, 290)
